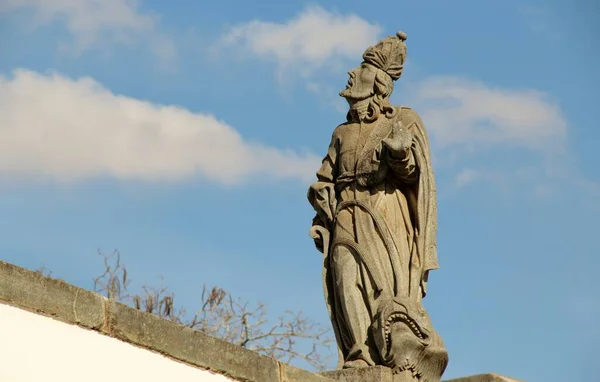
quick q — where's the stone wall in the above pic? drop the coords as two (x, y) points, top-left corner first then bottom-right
(0, 302), (237, 381)
(0, 261), (332, 382)
(0, 261), (523, 382)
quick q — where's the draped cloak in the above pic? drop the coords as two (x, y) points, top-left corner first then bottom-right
(308, 106), (438, 368)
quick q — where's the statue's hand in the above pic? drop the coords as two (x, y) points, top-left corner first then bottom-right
(309, 224), (330, 255)
(382, 121), (413, 158)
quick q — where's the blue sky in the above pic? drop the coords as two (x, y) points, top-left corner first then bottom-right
(0, 0), (598, 380)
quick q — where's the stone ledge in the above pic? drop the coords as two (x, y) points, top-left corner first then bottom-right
(0, 260), (106, 330)
(106, 300), (283, 382)
(321, 367), (524, 382)
(321, 365), (394, 381)
(0, 260), (523, 382)
(0, 261), (331, 382)
(444, 373), (523, 382)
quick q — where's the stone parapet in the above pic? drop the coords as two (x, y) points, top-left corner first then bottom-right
(0, 260), (523, 382)
(444, 374), (523, 382)
(0, 261), (330, 382)
(321, 367), (523, 382)
(321, 365), (395, 381)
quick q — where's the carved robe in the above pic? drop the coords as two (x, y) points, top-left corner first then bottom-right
(308, 106), (439, 367)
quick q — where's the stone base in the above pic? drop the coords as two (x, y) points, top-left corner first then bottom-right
(444, 373), (523, 382)
(321, 366), (396, 382)
(320, 366), (523, 382)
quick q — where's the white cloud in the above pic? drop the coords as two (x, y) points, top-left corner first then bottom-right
(305, 81), (347, 113)
(219, 6), (381, 77)
(0, 70), (319, 185)
(412, 76), (567, 151)
(453, 169), (480, 188)
(401, 76), (570, 195)
(0, 0), (175, 61)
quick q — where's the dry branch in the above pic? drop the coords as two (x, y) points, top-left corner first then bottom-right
(92, 249), (333, 370)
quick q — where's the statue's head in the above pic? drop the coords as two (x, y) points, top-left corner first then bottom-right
(340, 31), (408, 122)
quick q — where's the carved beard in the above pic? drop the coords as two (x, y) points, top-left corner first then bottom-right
(339, 71), (375, 104)
(340, 88), (375, 122)
(339, 86), (373, 101)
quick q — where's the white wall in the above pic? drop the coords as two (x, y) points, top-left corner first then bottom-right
(0, 303), (238, 382)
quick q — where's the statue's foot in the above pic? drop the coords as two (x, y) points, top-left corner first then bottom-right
(342, 358), (370, 369)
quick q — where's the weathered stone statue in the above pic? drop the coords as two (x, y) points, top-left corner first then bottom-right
(308, 32), (448, 381)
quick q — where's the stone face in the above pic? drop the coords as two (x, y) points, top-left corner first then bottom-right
(307, 31), (447, 380)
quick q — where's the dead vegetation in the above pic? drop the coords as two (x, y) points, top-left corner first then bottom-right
(91, 249), (333, 370)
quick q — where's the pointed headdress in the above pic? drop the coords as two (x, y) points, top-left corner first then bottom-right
(362, 31), (408, 81)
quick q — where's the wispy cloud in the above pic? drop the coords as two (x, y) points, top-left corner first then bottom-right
(0, 0), (175, 62)
(0, 70), (319, 185)
(404, 76), (570, 195)
(453, 169), (483, 189)
(413, 76), (567, 151)
(305, 81), (347, 113)
(218, 6), (381, 80)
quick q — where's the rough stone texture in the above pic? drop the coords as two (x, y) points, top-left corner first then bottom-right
(0, 260), (329, 382)
(0, 260), (105, 330)
(321, 365), (394, 382)
(0, 261), (522, 382)
(322, 367), (523, 382)
(443, 374), (523, 382)
(107, 301), (281, 382)
(307, 30), (447, 380)
(279, 363), (334, 382)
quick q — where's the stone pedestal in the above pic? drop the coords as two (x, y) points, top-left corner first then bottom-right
(444, 374), (523, 382)
(320, 366), (523, 382)
(321, 366), (395, 382)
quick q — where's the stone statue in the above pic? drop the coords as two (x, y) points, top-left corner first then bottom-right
(308, 32), (448, 381)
